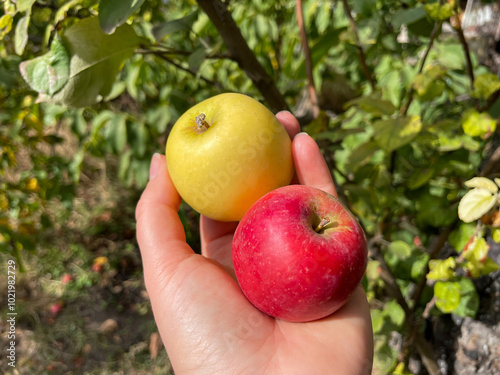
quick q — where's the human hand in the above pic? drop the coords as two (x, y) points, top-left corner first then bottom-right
(136, 111), (373, 374)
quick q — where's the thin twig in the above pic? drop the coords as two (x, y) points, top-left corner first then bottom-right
(151, 52), (223, 89)
(400, 20), (442, 116)
(295, 0), (319, 118)
(341, 0), (375, 91)
(452, 13), (474, 89)
(138, 46), (235, 61)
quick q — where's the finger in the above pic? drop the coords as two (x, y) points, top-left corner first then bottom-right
(292, 133), (338, 197)
(200, 215), (238, 269)
(135, 154), (194, 288)
(276, 110), (301, 140)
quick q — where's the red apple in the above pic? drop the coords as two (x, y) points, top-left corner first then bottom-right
(232, 185), (367, 322)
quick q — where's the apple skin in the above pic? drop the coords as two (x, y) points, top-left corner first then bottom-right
(232, 185), (367, 322)
(166, 93), (294, 222)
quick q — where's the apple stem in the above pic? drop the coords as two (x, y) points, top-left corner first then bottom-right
(314, 218), (330, 233)
(196, 113), (210, 132)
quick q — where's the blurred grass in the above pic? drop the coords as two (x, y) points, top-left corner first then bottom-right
(0, 153), (202, 374)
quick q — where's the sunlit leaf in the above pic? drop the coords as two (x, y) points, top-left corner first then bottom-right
(35, 17), (139, 107)
(425, 3), (453, 21)
(373, 116), (422, 152)
(19, 35), (70, 96)
(462, 110), (496, 139)
(14, 14), (30, 56)
(472, 73), (500, 100)
(16, 0), (36, 12)
(427, 257), (456, 281)
(464, 177), (498, 193)
(493, 228), (500, 243)
(458, 188), (497, 223)
(463, 236), (499, 277)
(434, 281), (461, 313)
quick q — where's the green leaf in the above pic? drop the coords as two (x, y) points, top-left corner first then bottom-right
(14, 14), (30, 56)
(119, 149), (133, 182)
(384, 299), (405, 327)
(407, 166), (435, 190)
(153, 12), (198, 41)
(413, 66), (447, 102)
(345, 96), (396, 117)
(458, 188), (497, 223)
(0, 14), (13, 38)
(17, 0), (36, 12)
(99, 0), (145, 34)
(463, 237), (499, 277)
(493, 228), (500, 243)
(453, 278), (479, 318)
(472, 73), (500, 100)
(130, 121), (147, 157)
(392, 6), (427, 29)
(464, 177), (498, 194)
(19, 35), (70, 96)
(38, 17), (139, 107)
(434, 281), (461, 313)
(188, 47), (206, 73)
(106, 114), (127, 154)
(462, 110), (496, 138)
(449, 222), (476, 252)
(427, 257), (456, 281)
(345, 141), (379, 172)
(425, 3), (454, 21)
(297, 28), (344, 78)
(373, 116), (422, 152)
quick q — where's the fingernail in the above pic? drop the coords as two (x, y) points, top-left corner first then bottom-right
(149, 153), (160, 180)
(295, 131), (309, 137)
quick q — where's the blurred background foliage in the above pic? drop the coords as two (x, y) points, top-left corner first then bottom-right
(1, 0), (500, 374)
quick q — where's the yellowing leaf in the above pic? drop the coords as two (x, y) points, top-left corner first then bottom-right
(493, 228), (500, 243)
(463, 236), (500, 277)
(462, 110), (496, 139)
(435, 281), (461, 313)
(473, 73), (500, 100)
(458, 188), (497, 223)
(427, 257), (456, 280)
(425, 3), (454, 21)
(464, 177), (498, 194)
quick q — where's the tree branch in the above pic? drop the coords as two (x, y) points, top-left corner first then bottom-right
(196, 0), (289, 112)
(341, 0), (375, 92)
(295, 0), (319, 118)
(400, 20), (442, 116)
(452, 12), (474, 89)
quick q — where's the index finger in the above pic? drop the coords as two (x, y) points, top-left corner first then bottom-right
(292, 132), (338, 197)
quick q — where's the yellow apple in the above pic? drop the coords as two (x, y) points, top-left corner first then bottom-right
(165, 93), (294, 221)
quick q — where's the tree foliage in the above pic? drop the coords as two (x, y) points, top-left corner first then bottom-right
(1, 0), (500, 373)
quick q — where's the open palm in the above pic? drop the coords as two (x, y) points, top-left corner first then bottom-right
(136, 112), (373, 374)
